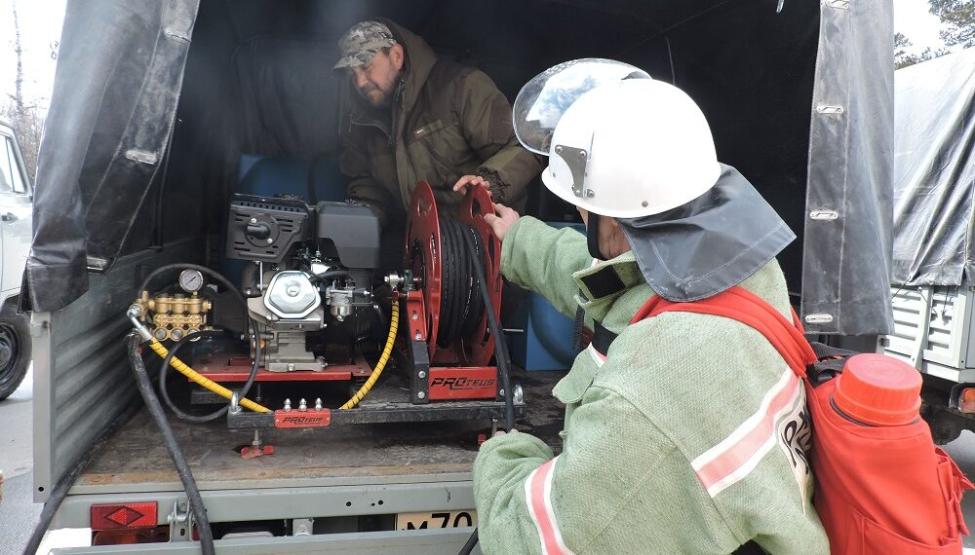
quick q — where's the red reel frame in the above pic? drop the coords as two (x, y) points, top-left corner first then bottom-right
(404, 181), (502, 368)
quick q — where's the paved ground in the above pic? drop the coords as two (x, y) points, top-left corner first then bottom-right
(4, 366), (975, 553)
(0, 368), (42, 555)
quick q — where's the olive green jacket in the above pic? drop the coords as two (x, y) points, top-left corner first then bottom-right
(473, 217), (828, 554)
(338, 20), (542, 227)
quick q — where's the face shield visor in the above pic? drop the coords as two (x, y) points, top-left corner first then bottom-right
(512, 58), (651, 156)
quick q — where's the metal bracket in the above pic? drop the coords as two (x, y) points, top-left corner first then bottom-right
(804, 313), (835, 325)
(911, 287), (934, 370)
(293, 518), (315, 536)
(809, 209), (839, 221)
(409, 340), (431, 404)
(124, 148), (159, 165)
(29, 316), (49, 338)
(86, 256), (110, 272)
(816, 105), (845, 115)
(168, 500), (194, 542)
(554, 144), (591, 199)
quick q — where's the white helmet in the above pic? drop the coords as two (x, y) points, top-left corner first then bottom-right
(515, 63), (720, 218)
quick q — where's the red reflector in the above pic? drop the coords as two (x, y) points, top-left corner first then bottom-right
(961, 388), (975, 414)
(91, 502), (158, 530)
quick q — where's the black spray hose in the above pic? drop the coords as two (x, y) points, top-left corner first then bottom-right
(127, 335), (216, 555)
(159, 328), (260, 423)
(458, 529), (481, 555)
(459, 227), (515, 555)
(462, 228), (514, 431)
(23, 403), (140, 555)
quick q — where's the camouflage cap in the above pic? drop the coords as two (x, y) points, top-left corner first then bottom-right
(334, 21), (398, 70)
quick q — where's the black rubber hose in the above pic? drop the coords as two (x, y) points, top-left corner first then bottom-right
(127, 335), (216, 555)
(438, 219), (486, 348)
(309, 269), (352, 283)
(437, 219), (466, 347)
(23, 403), (140, 555)
(462, 228), (514, 431)
(159, 328), (260, 423)
(458, 227), (515, 555)
(139, 264), (245, 307)
(460, 223), (485, 338)
(458, 529), (480, 555)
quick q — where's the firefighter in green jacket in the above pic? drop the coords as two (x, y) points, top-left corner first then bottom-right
(334, 19), (542, 231)
(472, 60), (829, 554)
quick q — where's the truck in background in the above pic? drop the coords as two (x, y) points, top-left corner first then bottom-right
(881, 49), (975, 444)
(0, 120), (33, 401)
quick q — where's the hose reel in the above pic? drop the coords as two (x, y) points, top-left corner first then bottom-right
(404, 181), (502, 366)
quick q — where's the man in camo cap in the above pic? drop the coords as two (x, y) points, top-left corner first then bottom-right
(334, 19), (541, 245)
(333, 21), (399, 107)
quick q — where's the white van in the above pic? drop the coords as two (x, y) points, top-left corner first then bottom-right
(0, 120), (33, 400)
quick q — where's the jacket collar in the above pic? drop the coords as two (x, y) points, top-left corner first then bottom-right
(572, 252), (644, 303)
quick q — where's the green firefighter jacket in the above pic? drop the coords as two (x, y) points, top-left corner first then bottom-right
(473, 216), (828, 554)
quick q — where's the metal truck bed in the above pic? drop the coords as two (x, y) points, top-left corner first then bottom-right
(49, 372), (564, 529)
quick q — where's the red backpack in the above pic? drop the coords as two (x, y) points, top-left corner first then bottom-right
(631, 286), (973, 554)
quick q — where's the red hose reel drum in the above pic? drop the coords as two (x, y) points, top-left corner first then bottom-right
(404, 181), (502, 366)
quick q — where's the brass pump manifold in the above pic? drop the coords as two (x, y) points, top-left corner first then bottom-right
(135, 291), (212, 342)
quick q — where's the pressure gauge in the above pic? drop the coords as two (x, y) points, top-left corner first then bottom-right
(178, 269), (205, 293)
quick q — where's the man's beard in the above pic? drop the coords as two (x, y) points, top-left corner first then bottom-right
(358, 84), (391, 108)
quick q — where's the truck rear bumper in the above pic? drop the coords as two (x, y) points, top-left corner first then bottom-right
(51, 480), (480, 554)
(51, 527), (479, 555)
(54, 479), (475, 529)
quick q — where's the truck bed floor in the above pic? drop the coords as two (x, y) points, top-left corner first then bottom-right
(75, 371), (566, 491)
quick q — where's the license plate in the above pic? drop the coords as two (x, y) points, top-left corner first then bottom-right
(396, 510), (477, 531)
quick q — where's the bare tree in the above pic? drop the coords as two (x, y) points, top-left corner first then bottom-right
(4, 0), (42, 181)
(9, 0), (25, 117)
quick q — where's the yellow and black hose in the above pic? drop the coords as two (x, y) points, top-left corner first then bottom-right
(128, 310), (270, 413)
(340, 301), (399, 410)
(148, 338), (270, 413)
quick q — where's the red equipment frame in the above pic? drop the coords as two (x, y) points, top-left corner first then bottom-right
(197, 182), (502, 405)
(403, 181), (502, 402)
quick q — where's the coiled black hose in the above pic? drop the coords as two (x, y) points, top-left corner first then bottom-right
(438, 218), (486, 348)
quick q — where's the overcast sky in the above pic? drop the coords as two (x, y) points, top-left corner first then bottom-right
(0, 0), (960, 114)
(895, 0), (951, 54)
(0, 0), (65, 110)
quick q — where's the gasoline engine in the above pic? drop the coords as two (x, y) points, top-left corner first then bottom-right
(225, 193), (381, 373)
(127, 182), (518, 431)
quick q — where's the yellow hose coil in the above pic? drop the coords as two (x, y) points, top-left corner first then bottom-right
(146, 339), (271, 413)
(340, 301), (400, 410)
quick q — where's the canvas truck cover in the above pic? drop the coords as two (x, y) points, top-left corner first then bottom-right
(892, 48), (975, 287)
(24, 0), (893, 335)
